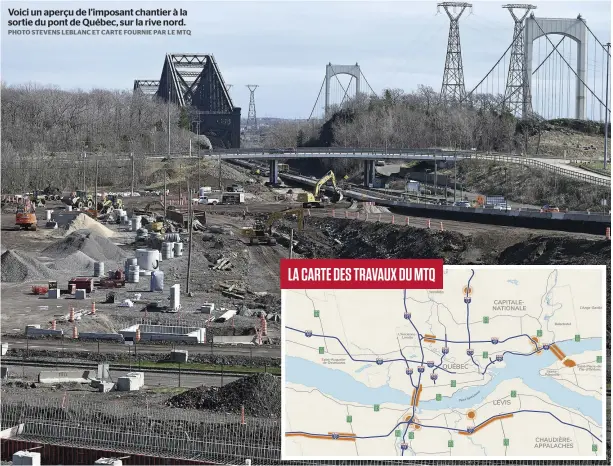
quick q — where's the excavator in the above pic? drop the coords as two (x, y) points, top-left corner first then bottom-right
(297, 171), (344, 208)
(15, 198), (37, 231)
(241, 208), (304, 246)
(97, 194), (123, 215)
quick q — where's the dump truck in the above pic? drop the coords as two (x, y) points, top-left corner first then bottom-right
(297, 170), (344, 208)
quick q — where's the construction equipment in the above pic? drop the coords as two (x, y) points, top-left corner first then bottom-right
(64, 190), (94, 209)
(31, 191), (47, 207)
(97, 194), (124, 215)
(297, 170), (344, 208)
(278, 163), (290, 173)
(241, 208), (304, 246)
(15, 198), (37, 231)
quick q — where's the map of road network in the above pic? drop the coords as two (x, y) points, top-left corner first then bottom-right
(282, 266), (607, 460)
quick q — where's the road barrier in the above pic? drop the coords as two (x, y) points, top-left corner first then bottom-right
(607, 227), (611, 240)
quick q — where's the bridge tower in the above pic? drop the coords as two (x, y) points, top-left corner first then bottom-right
(502, 4), (536, 118)
(325, 63), (361, 117)
(245, 85), (259, 132)
(438, 2), (472, 102)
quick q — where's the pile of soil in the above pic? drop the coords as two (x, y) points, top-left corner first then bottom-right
(42, 230), (127, 263)
(1, 249), (54, 282)
(166, 373), (280, 417)
(66, 214), (114, 237)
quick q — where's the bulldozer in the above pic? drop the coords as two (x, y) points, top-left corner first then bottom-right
(97, 194), (123, 215)
(297, 170), (344, 208)
(63, 190), (95, 209)
(15, 198), (37, 231)
(241, 208), (304, 246)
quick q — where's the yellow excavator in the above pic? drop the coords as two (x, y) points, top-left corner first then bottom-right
(240, 208), (304, 246)
(97, 194), (123, 215)
(297, 171), (344, 208)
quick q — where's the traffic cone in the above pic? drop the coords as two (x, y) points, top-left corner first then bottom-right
(135, 328), (141, 342)
(69, 307), (75, 322)
(606, 227), (611, 240)
(344, 210), (348, 218)
(427, 219), (431, 229)
(391, 215), (395, 224)
(406, 217), (410, 226)
(440, 222), (444, 231)
(72, 326), (78, 339)
(91, 301), (96, 315)
(51, 320), (56, 330)
(378, 214), (381, 222)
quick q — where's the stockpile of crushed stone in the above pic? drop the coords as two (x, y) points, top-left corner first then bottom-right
(49, 251), (95, 273)
(42, 230), (127, 263)
(166, 373), (280, 417)
(66, 214), (114, 238)
(1, 250), (54, 282)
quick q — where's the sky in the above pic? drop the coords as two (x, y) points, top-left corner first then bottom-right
(1, 0), (611, 118)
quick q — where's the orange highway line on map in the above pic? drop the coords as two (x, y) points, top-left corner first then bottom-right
(285, 433), (356, 442)
(549, 344), (565, 360)
(459, 414), (514, 435)
(423, 334), (436, 343)
(414, 384), (423, 406)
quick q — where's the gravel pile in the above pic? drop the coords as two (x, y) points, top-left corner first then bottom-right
(50, 251), (95, 273)
(166, 373), (280, 417)
(42, 230), (127, 263)
(1, 249), (54, 282)
(66, 214), (114, 237)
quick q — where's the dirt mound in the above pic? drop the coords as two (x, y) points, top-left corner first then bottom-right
(497, 236), (611, 266)
(1, 250), (54, 282)
(66, 214), (114, 237)
(166, 373), (280, 417)
(288, 218), (471, 263)
(42, 230), (127, 263)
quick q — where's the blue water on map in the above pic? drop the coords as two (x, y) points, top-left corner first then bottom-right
(507, 279), (519, 286)
(285, 338), (602, 424)
(355, 364), (372, 373)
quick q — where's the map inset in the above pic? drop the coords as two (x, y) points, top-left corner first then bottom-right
(282, 266), (606, 460)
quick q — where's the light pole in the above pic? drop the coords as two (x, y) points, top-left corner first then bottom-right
(604, 42), (610, 170)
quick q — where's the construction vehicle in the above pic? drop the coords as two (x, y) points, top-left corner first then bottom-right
(15, 198), (37, 231)
(64, 190), (95, 209)
(240, 208), (304, 246)
(278, 163), (290, 173)
(297, 170), (344, 208)
(97, 194), (123, 215)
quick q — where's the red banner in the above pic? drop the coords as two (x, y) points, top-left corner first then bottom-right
(280, 259), (444, 289)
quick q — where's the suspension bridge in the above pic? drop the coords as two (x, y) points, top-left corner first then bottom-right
(133, 5), (610, 151)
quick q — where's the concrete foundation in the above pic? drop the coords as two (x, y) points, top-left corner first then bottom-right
(38, 370), (94, 384)
(213, 335), (255, 345)
(119, 324), (206, 344)
(116, 372), (144, 392)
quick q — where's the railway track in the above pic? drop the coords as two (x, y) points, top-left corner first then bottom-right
(1, 358), (280, 378)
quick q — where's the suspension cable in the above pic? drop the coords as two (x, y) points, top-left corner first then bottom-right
(308, 77), (325, 120)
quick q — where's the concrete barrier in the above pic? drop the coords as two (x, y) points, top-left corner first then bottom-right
(26, 328), (64, 337)
(213, 335), (256, 345)
(1, 342), (7, 356)
(116, 372), (144, 391)
(1, 367), (8, 379)
(38, 370), (94, 384)
(170, 349), (189, 363)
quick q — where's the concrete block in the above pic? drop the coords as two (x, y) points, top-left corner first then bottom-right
(1, 367), (8, 379)
(38, 370), (93, 384)
(1, 342), (7, 355)
(47, 289), (61, 299)
(213, 335), (255, 345)
(116, 375), (140, 391)
(98, 381), (115, 393)
(126, 371), (145, 388)
(171, 349), (189, 363)
(90, 379), (101, 389)
(12, 450), (41, 466)
(97, 363), (110, 380)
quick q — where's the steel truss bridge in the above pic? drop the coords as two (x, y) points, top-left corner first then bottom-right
(134, 53), (241, 149)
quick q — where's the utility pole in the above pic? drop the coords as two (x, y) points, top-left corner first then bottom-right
(218, 154), (223, 191)
(95, 159), (99, 214)
(167, 77), (171, 158)
(131, 152), (135, 197)
(198, 159), (201, 189)
(186, 180), (194, 294)
(82, 152), (87, 192)
(438, 2), (472, 102)
(605, 42), (611, 170)
(453, 155), (457, 202)
(163, 170), (167, 219)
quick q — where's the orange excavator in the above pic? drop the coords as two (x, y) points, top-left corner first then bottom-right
(16, 198), (37, 231)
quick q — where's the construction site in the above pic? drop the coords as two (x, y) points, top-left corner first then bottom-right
(0, 154), (610, 465)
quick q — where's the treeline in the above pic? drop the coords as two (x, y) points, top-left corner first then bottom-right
(0, 84), (210, 193)
(262, 86), (523, 176)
